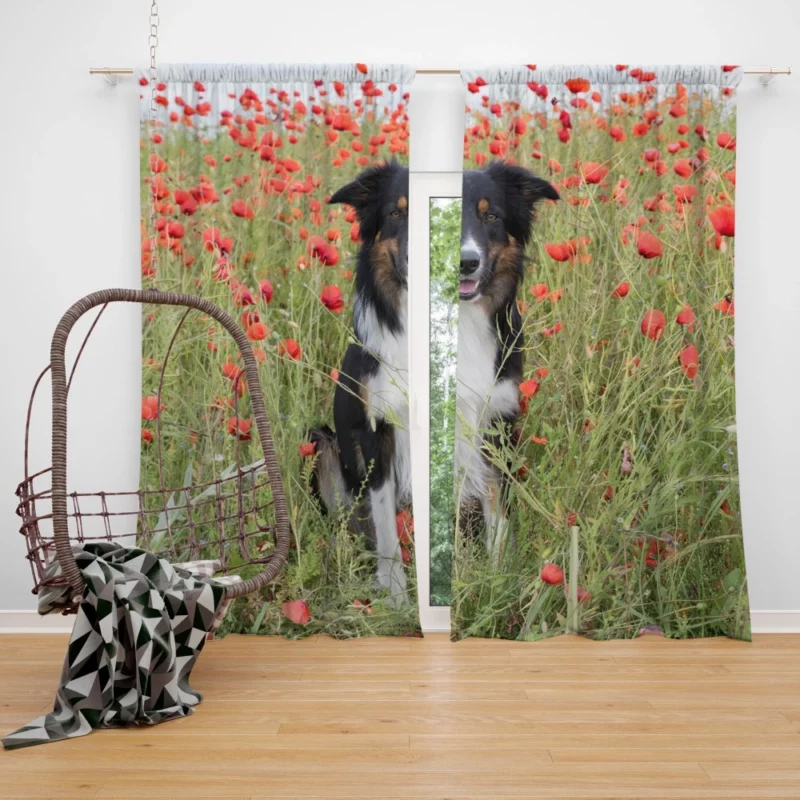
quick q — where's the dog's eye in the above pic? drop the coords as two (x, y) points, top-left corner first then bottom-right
(485, 213), (498, 222)
(390, 209), (402, 218)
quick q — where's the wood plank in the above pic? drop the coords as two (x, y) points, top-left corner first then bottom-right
(2, 632), (800, 799)
(410, 733), (800, 751)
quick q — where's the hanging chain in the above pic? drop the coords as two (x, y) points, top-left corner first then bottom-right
(147, 1), (160, 279)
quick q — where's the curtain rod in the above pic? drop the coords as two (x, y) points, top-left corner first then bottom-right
(89, 67), (791, 77)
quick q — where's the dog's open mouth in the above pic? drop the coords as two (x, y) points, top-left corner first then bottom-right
(459, 278), (482, 300)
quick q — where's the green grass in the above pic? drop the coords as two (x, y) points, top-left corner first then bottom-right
(139, 78), (420, 638)
(448, 76), (749, 641)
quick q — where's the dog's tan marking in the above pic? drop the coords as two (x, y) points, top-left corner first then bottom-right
(480, 235), (522, 315)
(397, 196), (408, 211)
(370, 238), (402, 306)
(478, 198), (489, 215)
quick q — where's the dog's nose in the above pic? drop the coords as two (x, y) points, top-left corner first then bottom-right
(460, 250), (481, 275)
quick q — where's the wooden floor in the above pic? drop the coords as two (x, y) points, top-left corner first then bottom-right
(1, 633), (800, 798)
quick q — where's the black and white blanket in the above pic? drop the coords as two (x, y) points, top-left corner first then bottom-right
(3, 542), (236, 750)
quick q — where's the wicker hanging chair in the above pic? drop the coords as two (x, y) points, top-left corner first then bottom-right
(16, 288), (291, 612)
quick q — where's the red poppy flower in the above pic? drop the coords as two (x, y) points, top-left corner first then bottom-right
(611, 281), (630, 298)
(542, 321), (563, 338)
(676, 304), (696, 329)
(709, 205), (735, 237)
(580, 162), (609, 184)
(149, 154), (168, 173)
(166, 221), (184, 239)
(174, 190), (198, 216)
(141, 428), (153, 443)
(568, 585), (592, 603)
(714, 296), (735, 316)
(641, 309), (666, 340)
(226, 417), (252, 441)
(232, 285), (255, 307)
(320, 285), (345, 313)
(530, 436), (548, 445)
(531, 283), (548, 301)
(565, 78), (590, 94)
(299, 442), (316, 457)
(637, 230), (663, 259)
(352, 599), (374, 615)
(673, 184), (698, 203)
(609, 125), (626, 143)
(396, 509), (414, 545)
(231, 199), (254, 220)
(241, 309), (260, 329)
(355, 63), (368, 75)
(247, 322), (268, 341)
(674, 158), (693, 178)
(202, 227), (233, 254)
(141, 395), (164, 420)
(541, 563), (564, 585)
(279, 338), (302, 360)
(717, 132), (736, 150)
(222, 362), (243, 381)
(282, 600), (311, 625)
(680, 344), (699, 379)
(259, 279), (274, 303)
(519, 378), (540, 398)
(308, 235), (339, 266)
(547, 239), (589, 263)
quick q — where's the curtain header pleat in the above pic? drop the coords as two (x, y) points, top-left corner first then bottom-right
(461, 65), (742, 88)
(139, 63), (416, 86)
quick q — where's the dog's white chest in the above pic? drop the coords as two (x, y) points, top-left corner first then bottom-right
(454, 303), (519, 499)
(356, 296), (411, 503)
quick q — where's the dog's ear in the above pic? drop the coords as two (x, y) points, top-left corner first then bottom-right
(487, 162), (559, 246)
(329, 162), (396, 241)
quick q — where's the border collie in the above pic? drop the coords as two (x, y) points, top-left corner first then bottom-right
(456, 162), (559, 560)
(310, 161), (410, 604)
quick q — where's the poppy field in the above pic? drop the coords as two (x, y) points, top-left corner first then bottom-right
(138, 65), (420, 638)
(451, 66), (750, 641)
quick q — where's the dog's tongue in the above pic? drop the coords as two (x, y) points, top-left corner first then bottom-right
(460, 279), (478, 295)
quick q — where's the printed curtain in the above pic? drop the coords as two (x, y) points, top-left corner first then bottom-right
(450, 65), (749, 641)
(138, 64), (421, 637)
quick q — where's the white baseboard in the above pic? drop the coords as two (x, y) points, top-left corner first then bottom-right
(0, 610), (74, 633)
(1, 609), (798, 635)
(749, 610), (800, 633)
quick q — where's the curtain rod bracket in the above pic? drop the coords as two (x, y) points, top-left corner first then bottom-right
(760, 66), (791, 86)
(90, 67), (125, 85)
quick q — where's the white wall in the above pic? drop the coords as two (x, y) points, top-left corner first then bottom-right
(1, 0), (798, 622)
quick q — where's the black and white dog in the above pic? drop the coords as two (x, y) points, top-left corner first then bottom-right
(311, 161), (410, 604)
(455, 162), (559, 560)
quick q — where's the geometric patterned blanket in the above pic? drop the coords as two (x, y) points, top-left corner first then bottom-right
(2, 542), (231, 750)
